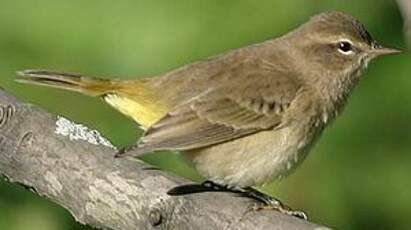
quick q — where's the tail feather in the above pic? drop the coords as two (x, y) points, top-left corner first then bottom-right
(16, 69), (169, 129)
(16, 69), (116, 97)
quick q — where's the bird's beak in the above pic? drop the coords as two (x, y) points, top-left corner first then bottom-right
(369, 43), (401, 57)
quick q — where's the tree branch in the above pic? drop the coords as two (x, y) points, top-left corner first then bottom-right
(397, 0), (411, 45)
(0, 89), (331, 230)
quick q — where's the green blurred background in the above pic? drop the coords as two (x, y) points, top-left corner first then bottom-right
(0, 0), (410, 229)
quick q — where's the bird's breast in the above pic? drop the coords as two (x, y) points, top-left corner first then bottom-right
(185, 117), (324, 187)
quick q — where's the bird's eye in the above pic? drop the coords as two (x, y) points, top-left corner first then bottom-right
(337, 41), (354, 55)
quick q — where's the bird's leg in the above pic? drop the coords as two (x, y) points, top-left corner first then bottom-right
(240, 187), (308, 220)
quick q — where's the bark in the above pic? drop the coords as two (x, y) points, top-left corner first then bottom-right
(0, 89), (331, 230)
(397, 0), (411, 45)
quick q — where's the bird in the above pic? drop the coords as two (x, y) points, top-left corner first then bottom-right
(16, 12), (400, 219)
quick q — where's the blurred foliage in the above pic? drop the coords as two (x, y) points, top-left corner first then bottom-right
(0, 0), (410, 229)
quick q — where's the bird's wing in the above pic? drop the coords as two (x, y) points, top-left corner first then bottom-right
(121, 68), (302, 156)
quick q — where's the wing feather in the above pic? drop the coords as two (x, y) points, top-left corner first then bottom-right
(122, 69), (302, 156)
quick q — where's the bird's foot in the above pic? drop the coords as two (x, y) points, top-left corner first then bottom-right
(250, 202), (308, 220)
(167, 181), (307, 219)
(241, 187), (308, 220)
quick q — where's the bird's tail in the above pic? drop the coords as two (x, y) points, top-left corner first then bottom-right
(16, 70), (118, 97)
(16, 69), (169, 129)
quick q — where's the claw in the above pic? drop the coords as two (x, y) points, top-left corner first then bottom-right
(114, 148), (127, 158)
(240, 187), (308, 220)
(250, 203), (308, 220)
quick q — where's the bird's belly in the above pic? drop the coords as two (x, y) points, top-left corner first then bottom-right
(184, 121), (321, 188)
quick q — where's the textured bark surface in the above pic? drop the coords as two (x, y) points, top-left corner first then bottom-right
(397, 0), (411, 45)
(0, 89), (331, 230)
